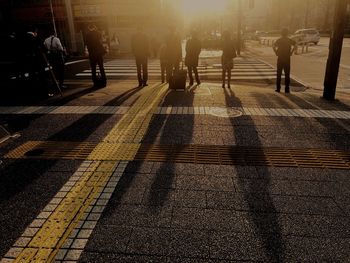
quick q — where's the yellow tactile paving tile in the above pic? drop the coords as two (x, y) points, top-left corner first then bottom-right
(10, 83), (168, 262)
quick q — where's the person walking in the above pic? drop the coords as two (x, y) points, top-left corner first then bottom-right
(185, 30), (201, 86)
(165, 26), (182, 82)
(272, 28), (297, 93)
(85, 24), (107, 88)
(131, 27), (150, 87)
(44, 31), (66, 89)
(221, 31), (236, 89)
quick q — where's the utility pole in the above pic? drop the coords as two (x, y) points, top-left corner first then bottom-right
(237, 0), (242, 56)
(49, 0), (57, 35)
(64, 0), (77, 52)
(323, 0), (348, 100)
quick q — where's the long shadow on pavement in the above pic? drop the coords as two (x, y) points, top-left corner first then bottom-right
(0, 85), (144, 258)
(224, 87), (286, 262)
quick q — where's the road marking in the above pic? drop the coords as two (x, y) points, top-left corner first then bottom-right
(2, 83), (168, 262)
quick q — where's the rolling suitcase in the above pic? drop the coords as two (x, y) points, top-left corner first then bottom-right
(169, 62), (187, 91)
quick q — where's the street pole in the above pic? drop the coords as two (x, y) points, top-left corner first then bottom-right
(323, 0), (348, 100)
(237, 0), (242, 56)
(64, 0), (77, 53)
(49, 0), (57, 35)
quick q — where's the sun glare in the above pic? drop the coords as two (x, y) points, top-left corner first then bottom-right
(180, 0), (229, 16)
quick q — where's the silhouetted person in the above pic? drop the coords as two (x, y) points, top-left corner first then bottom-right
(185, 31), (201, 86)
(159, 43), (168, 83)
(221, 30), (236, 88)
(131, 27), (149, 87)
(22, 26), (49, 95)
(165, 26), (182, 82)
(273, 28), (296, 93)
(150, 35), (160, 58)
(44, 31), (65, 89)
(85, 24), (107, 87)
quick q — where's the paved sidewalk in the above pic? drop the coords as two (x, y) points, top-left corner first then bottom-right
(1, 81), (350, 262)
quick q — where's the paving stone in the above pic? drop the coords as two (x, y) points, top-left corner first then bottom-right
(176, 175), (235, 191)
(99, 204), (172, 228)
(79, 252), (168, 263)
(174, 190), (207, 208)
(209, 231), (269, 261)
(206, 191), (238, 210)
(84, 226), (132, 253)
(126, 227), (171, 256)
(169, 229), (210, 258)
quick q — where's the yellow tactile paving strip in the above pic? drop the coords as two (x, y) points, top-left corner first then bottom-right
(8, 83), (168, 263)
(5, 141), (350, 170)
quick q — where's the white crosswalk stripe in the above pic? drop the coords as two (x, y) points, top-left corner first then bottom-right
(75, 58), (279, 81)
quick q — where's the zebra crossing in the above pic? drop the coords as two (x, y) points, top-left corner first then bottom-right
(75, 57), (279, 82)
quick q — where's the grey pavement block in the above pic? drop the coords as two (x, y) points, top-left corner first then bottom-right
(171, 207), (246, 232)
(255, 167), (350, 182)
(79, 252), (168, 263)
(235, 193), (345, 215)
(108, 185), (146, 205)
(169, 229), (210, 258)
(234, 178), (295, 195)
(126, 227), (171, 256)
(176, 175), (235, 191)
(84, 226), (132, 253)
(290, 180), (339, 197)
(174, 190), (207, 208)
(203, 165), (236, 177)
(124, 161), (154, 174)
(284, 236), (350, 261)
(142, 188), (176, 208)
(206, 191), (238, 210)
(151, 162), (177, 175)
(175, 163), (205, 176)
(99, 204), (172, 228)
(209, 231), (269, 261)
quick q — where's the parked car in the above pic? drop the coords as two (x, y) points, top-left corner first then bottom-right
(292, 29), (320, 45)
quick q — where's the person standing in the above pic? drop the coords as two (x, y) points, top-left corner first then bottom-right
(165, 26), (182, 82)
(185, 31), (201, 86)
(272, 28), (297, 93)
(131, 27), (150, 87)
(221, 31), (236, 89)
(44, 31), (66, 89)
(85, 24), (107, 88)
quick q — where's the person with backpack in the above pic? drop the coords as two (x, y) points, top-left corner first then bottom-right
(221, 30), (237, 89)
(44, 31), (66, 89)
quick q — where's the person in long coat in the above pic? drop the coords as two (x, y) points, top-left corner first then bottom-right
(131, 27), (150, 87)
(221, 30), (236, 89)
(185, 31), (201, 86)
(85, 24), (107, 87)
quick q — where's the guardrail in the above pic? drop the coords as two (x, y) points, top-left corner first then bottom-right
(259, 37), (311, 54)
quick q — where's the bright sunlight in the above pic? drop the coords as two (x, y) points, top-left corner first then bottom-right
(179, 0), (230, 17)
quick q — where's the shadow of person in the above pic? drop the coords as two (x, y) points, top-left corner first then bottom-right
(224, 87), (286, 262)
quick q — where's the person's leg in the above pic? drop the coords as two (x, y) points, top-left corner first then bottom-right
(188, 66), (194, 85)
(284, 62), (291, 93)
(90, 57), (97, 84)
(97, 56), (106, 86)
(227, 69), (232, 88)
(142, 58), (148, 86)
(193, 66), (200, 85)
(135, 58), (142, 86)
(276, 59), (283, 92)
(222, 69), (226, 88)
